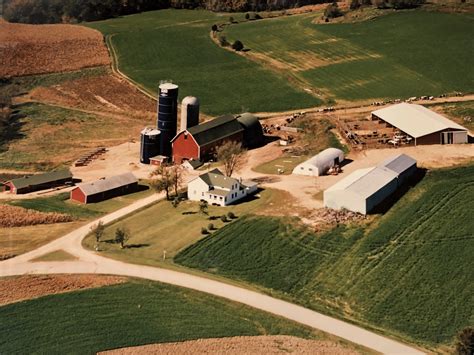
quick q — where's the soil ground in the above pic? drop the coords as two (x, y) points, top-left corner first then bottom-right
(0, 274), (126, 306)
(0, 21), (110, 77)
(101, 335), (358, 355)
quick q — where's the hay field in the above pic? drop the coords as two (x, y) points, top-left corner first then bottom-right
(86, 10), (318, 116)
(0, 21), (110, 77)
(225, 11), (474, 102)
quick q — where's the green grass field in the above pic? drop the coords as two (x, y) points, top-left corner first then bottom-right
(86, 10), (318, 116)
(176, 164), (474, 348)
(0, 280), (344, 354)
(225, 11), (474, 102)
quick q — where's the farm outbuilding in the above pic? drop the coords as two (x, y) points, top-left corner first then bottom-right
(372, 103), (468, 145)
(70, 173), (138, 204)
(172, 113), (264, 163)
(292, 148), (345, 177)
(324, 154), (417, 214)
(5, 170), (73, 194)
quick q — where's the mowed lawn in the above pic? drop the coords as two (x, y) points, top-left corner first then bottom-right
(0, 280), (330, 354)
(225, 11), (474, 101)
(176, 164), (474, 348)
(86, 10), (318, 116)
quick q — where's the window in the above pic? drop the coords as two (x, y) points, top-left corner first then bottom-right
(193, 190), (196, 195)
(202, 192), (204, 197)
(220, 197), (223, 200)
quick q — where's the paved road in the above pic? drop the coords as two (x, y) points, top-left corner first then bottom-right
(0, 193), (425, 354)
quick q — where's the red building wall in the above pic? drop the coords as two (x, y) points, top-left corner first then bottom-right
(172, 132), (200, 163)
(70, 187), (86, 203)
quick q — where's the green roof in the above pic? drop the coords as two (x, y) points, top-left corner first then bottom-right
(9, 170), (72, 189)
(187, 115), (244, 147)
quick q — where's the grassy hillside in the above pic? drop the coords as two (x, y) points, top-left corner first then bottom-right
(86, 10), (318, 116)
(176, 164), (474, 348)
(225, 11), (474, 102)
(0, 280), (337, 353)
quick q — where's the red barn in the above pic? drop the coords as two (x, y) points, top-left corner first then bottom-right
(71, 173), (138, 204)
(171, 113), (264, 164)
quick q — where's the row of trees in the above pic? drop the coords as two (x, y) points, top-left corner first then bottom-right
(3, 0), (334, 24)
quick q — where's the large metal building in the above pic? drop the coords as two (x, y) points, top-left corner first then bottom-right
(324, 154), (417, 214)
(372, 103), (468, 145)
(292, 148), (344, 177)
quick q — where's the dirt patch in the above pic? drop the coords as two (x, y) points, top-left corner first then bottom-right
(101, 335), (358, 354)
(0, 274), (126, 306)
(28, 74), (156, 119)
(0, 21), (110, 77)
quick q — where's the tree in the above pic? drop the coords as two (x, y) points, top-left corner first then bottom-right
(170, 165), (184, 197)
(324, 2), (343, 18)
(229, 16), (234, 23)
(150, 164), (173, 200)
(211, 24), (218, 32)
(455, 327), (474, 355)
(232, 40), (244, 51)
(245, 13), (250, 20)
(199, 200), (208, 215)
(218, 35), (229, 47)
(216, 141), (246, 177)
(91, 221), (105, 243)
(171, 197), (180, 208)
(115, 227), (129, 249)
(350, 0), (361, 10)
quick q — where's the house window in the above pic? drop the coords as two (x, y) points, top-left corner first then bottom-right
(220, 197), (223, 200)
(193, 190), (196, 195)
(202, 192), (204, 197)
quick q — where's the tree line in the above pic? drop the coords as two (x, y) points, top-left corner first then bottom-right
(3, 0), (332, 24)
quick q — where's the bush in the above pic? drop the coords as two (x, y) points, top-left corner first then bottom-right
(229, 16), (234, 23)
(245, 13), (250, 20)
(201, 227), (209, 235)
(324, 2), (343, 19)
(232, 40), (244, 52)
(227, 211), (236, 219)
(208, 223), (214, 230)
(211, 24), (218, 32)
(218, 35), (230, 47)
(221, 215), (228, 223)
(455, 327), (474, 355)
(350, 0), (361, 10)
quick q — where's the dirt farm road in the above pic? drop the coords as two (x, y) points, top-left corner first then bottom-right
(1, 193), (424, 354)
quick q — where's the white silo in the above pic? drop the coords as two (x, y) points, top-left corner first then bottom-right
(180, 96), (200, 132)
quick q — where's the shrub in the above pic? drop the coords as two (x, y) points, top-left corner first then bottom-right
(218, 35), (230, 47)
(201, 227), (209, 235)
(208, 223), (214, 230)
(455, 327), (474, 355)
(227, 211), (236, 219)
(221, 215), (228, 223)
(245, 13), (250, 20)
(211, 24), (218, 32)
(350, 0), (361, 9)
(229, 16), (234, 23)
(232, 40), (244, 52)
(324, 2), (343, 19)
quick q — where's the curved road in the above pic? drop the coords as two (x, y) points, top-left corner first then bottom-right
(1, 193), (424, 354)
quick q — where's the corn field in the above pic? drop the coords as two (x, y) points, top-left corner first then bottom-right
(0, 204), (73, 227)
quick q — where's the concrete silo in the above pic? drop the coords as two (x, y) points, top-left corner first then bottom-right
(180, 96), (200, 132)
(157, 83), (179, 157)
(140, 127), (161, 164)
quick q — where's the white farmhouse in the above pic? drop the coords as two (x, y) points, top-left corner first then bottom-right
(187, 169), (258, 206)
(292, 148), (345, 177)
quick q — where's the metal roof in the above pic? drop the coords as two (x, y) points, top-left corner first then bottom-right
(9, 170), (72, 189)
(159, 83), (178, 90)
(182, 96), (199, 106)
(326, 167), (398, 199)
(198, 168), (238, 190)
(372, 103), (467, 138)
(141, 127), (160, 136)
(302, 148), (344, 168)
(379, 154), (416, 175)
(187, 115), (244, 147)
(77, 173), (137, 197)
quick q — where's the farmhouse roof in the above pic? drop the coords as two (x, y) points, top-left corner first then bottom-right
(186, 115), (244, 147)
(9, 170), (72, 189)
(77, 173), (137, 196)
(379, 154), (417, 175)
(208, 188), (230, 197)
(372, 103), (467, 138)
(326, 166), (398, 199)
(198, 168), (238, 190)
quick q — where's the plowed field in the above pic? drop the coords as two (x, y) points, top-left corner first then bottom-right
(0, 21), (110, 77)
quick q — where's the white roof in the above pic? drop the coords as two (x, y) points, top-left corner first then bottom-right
(304, 148), (344, 168)
(141, 127), (160, 136)
(372, 103), (467, 138)
(326, 167), (398, 199)
(159, 83), (178, 90)
(77, 173), (137, 196)
(379, 154), (416, 175)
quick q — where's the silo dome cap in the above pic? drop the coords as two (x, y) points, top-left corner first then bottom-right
(182, 96), (200, 105)
(159, 83), (179, 90)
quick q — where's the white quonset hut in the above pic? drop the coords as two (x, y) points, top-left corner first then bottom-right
(324, 154), (417, 214)
(187, 168), (257, 206)
(372, 103), (468, 145)
(292, 148), (345, 177)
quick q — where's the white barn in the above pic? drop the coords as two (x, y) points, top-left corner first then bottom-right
(187, 169), (258, 206)
(324, 154), (417, 214)
(292, 148), (345, 177)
